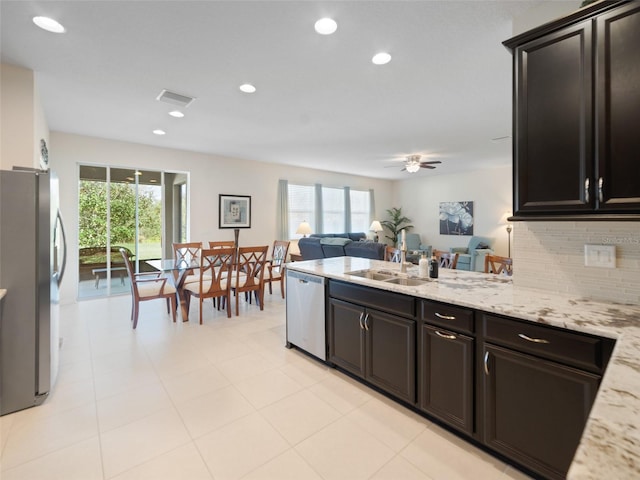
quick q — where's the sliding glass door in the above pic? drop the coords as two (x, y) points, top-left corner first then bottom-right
(78, 165), (188, 299)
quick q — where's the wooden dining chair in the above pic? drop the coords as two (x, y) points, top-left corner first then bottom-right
(264, 240), (290, 298)
(385, 246), (401, 263)
(228, 245), (269, 316)
(120, 248), (177, 329)
(208, 240), (235, 249)
(172, 242), (203, 286)
(434, 249), (459, 269)
(484, 254), (513, 276)
(183, 247), (235, 323)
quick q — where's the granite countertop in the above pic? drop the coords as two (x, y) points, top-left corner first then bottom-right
(286, 256), (640, 480)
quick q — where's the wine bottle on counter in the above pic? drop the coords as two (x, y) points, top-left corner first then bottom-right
(429, 255), (438, 279)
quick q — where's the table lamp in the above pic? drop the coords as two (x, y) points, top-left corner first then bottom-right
(369, 220), (383, 242)
(296, 221), (312, 237)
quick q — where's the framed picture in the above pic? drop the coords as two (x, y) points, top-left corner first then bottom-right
(219, 194), (251, 228)
(439, 201), (474, 235)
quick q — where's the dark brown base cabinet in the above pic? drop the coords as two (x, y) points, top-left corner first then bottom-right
(482, 344), (601, 480)
(419, 324), (474, 435)
(480, 313), (614, 480)
(328, 294), (416, 404)
(418, 300), (476, 436)
(325, 280), (614, 480)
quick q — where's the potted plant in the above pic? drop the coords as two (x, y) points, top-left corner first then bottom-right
(381, 207), (413, 245)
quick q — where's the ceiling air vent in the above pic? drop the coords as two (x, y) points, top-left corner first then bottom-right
(156, 89), (195, 108)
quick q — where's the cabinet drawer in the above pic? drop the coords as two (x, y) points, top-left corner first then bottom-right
(329, 280), (415, 318)
(421, 300), (474, 335)
(481, 313), (614, 373)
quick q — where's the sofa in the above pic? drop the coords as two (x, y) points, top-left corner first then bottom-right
(298, 233), (386, 261)
(449, 236), (494, 271)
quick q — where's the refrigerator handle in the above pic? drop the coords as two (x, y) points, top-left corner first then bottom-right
(54, 209), (67, 286)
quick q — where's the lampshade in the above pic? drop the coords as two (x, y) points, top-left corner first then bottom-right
(295, 221), (312, 236)
(369, 220), (383, 232)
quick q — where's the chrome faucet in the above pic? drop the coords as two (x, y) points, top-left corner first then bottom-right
(400, 248), (408, 273)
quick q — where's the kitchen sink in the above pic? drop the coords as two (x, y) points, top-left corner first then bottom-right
(345, 269), (428, 286)
(346, 270), (395, 281)
(385, 277), (428, 286)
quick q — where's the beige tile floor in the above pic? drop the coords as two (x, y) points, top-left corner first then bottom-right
(0, 292), (533, 480)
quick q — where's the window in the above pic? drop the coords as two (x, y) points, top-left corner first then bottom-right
(350, 189), (370, 232)
(286, 183), (372, 237)
(322, 187), (345, 233)
(78, 165), (188, 299)
(287, 184), (315, 239)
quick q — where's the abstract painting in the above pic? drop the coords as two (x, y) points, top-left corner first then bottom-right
(439, 201), (474, 236)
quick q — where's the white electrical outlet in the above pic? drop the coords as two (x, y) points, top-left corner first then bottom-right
(584, 244), (616, 268)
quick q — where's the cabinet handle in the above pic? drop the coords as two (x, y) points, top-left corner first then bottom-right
(483, 351), (490, 376)
(518, 333), (550, 344)
(364, 313), (370, 331)
(435, 312), (456, 321)
(358, 312), (364, 330)
(585, 178), (590, 203)
(435, 330), (456, 340)
(598, 177), (604, 203)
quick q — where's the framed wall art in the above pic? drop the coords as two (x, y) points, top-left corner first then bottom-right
(439, 201), (474, 235)
(219, 194), (251, 228)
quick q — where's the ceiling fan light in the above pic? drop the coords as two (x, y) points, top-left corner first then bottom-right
(406, 163), (420, 173)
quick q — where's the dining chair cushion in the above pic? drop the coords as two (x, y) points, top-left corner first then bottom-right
(183, 278), (228, 293)
(183, 273), (212, 284)
(138, 282), (176, 298)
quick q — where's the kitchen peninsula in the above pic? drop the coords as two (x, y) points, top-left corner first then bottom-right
(285, 256), (640, 480)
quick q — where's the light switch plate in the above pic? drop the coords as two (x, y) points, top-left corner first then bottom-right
(584, 244), (616, 268)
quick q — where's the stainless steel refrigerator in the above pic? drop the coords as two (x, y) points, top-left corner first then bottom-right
(0, 168), (67, 416)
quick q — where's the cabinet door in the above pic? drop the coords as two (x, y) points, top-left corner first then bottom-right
(513, 20), (593, 214)
(365, 309), (416, 404)
(419, 324), (474, 435)
(596, 2), (640, 211)
(482, 344), (600, 480)
(328, 298), (365, 378)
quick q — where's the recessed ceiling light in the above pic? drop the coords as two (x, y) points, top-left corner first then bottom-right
(168, 110), (184, 118)
(32, 16), (66, 33)
(372, 52), (392, 65)
(314, 17), (337, 35)
(239, 84), (256, 94)
(153, 129), (166, 135)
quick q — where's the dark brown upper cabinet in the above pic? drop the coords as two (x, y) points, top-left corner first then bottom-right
(504, 1), (640, 220)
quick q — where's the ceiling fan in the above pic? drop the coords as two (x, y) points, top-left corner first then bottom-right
(386, 154), (442, 173)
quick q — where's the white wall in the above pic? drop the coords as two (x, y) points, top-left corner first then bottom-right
(50, 131), (394, 304)
(512, 1), (580, 35)
(390, 166), (512, 256)
(0, 63), (49, 170)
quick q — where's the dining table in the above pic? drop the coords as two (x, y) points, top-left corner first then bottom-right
(146, 258), (199, 321)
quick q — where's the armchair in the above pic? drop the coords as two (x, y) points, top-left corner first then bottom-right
(449, 236), (494, 271)
(397, 233), (431, 264)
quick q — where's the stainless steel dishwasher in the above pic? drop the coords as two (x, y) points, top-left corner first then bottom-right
(285, 269), (326, 361)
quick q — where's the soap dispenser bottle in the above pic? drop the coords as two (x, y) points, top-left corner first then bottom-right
(419, 253), (428, 277)
(429, 255), (439, 279)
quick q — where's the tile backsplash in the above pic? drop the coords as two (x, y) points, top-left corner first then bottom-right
(513, 222), (640, 305)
